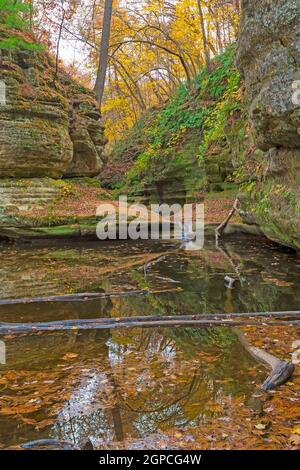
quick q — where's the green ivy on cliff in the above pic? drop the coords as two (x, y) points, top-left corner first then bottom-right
(104, 45), (244, 199)
(0, 0), (40, 50)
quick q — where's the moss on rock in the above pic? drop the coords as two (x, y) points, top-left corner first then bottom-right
(102, 46), (243, 202)
(236, 0), (300, 249)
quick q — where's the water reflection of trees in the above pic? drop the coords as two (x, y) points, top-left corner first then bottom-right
(2, 237), (295, 447)
(53, 326), (259, 447)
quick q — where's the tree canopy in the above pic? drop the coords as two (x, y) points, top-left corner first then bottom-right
(0, 0), (240, 140)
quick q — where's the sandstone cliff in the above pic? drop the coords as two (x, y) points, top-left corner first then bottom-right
(236, 0), (300, 248)
(0, 28), (106, 239)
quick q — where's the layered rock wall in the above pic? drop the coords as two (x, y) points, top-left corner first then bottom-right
(0, 45), (104, 178)
(236, 0), (300, 248)
(0, 30), (105, 239)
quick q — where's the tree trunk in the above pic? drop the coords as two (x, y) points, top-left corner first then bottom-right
(53, 1), (66, 83)
(94, 0), (113, 107)
(197, 0), (211, 70)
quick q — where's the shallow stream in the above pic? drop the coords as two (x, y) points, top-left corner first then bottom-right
(0, 237), (299, 448)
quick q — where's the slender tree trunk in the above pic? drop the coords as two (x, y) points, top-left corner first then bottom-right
(215, 19), (223, 53)
(197, 0), (211, 70)
(28, 0), (33, 30)
(94, 0), (113, 107)
(53, 1), (66, 83)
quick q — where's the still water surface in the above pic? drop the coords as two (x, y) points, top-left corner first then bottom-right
(0, 237), (299, 448)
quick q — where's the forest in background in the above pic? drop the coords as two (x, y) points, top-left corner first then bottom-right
(1, 0), (300, 452)
(0, 0), (240, 142)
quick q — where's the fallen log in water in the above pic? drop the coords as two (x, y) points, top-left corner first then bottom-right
(1, 310), (299, 325)
(215, 198), (239, 241)
(234, 328), (295, 391)
(19, 438), (93, 451)
(20, 439), (78, 451)
(0, 313), (299, 335)
(0, 287), (181, 306)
